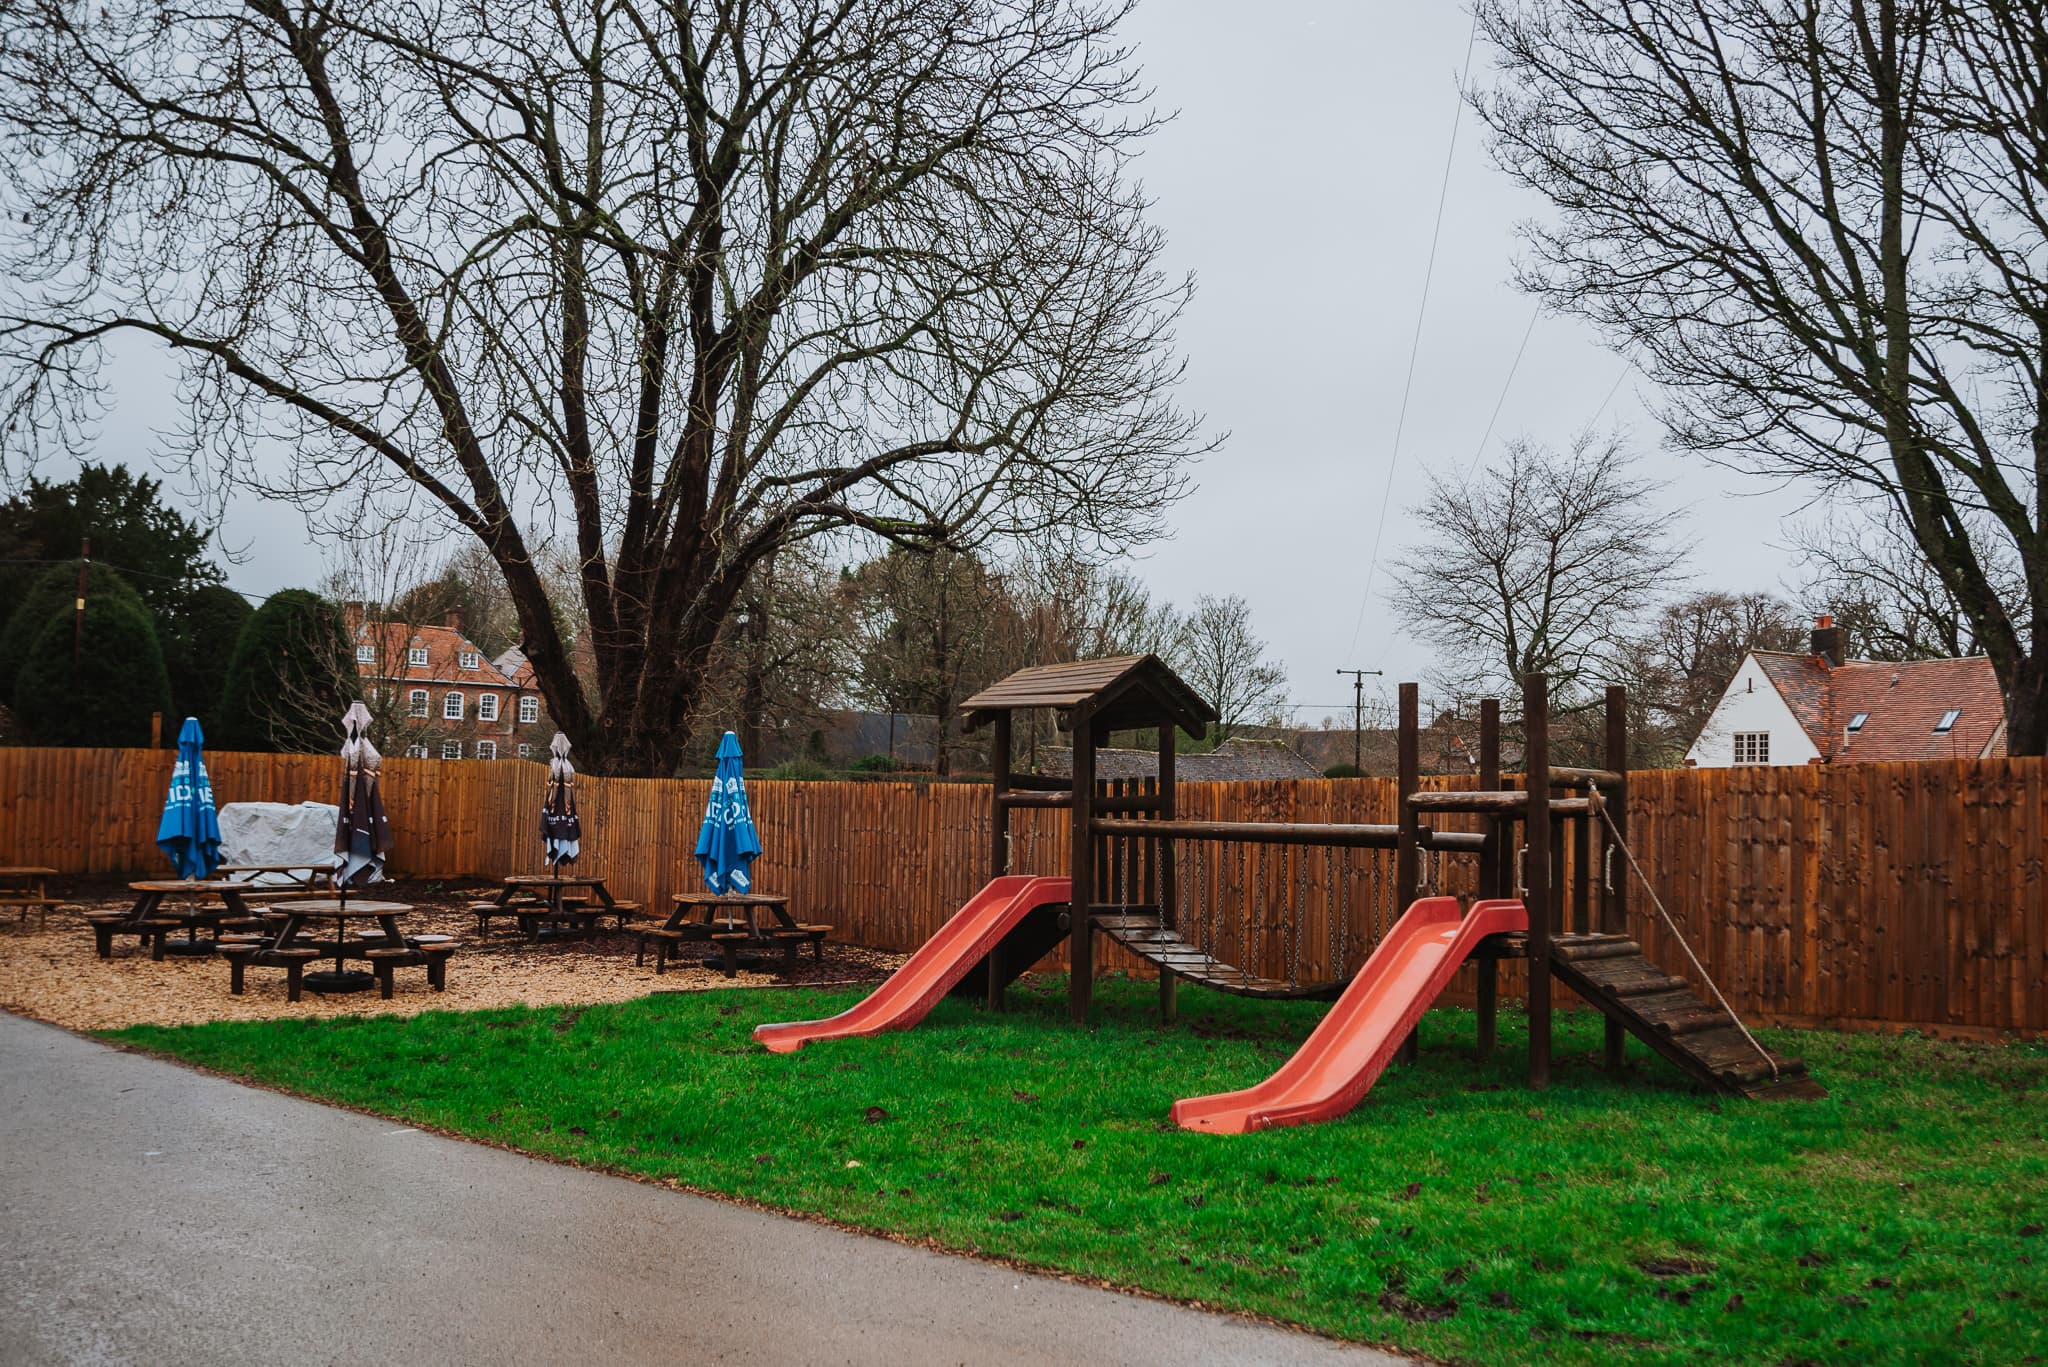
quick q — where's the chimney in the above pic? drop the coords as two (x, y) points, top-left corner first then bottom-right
(341, 600), (366, 634)
(444, 606), (465, 635)
(1810, 613), (1843, 667)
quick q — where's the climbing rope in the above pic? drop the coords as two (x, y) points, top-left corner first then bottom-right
(1587, 784), (1778, 1081)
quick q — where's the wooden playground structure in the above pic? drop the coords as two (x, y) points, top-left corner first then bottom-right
(961, 655), (1821, 1104)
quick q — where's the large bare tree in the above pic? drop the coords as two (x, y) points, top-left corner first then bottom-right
(1166, 592), (1287, 741)
(0, 0), (1201, 774)
(1476, 0), (2048, 753)
(1387, 431), (1688, 702)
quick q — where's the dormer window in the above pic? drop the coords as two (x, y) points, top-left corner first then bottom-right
(1934, 708), (1961, 734)
(459, 650), (479, 670)
(407, 645), (429, 668)
(1846, 712), (1868, 733)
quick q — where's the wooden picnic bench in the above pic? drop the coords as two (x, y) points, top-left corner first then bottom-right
(477, 874), (642, 941)
(0, 867), (66, 927)
(650, 893), (832, 979)
(93, 880), (269, 958)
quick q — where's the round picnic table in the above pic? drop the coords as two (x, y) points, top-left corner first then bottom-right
(266, 899), (414, 994)
(494, 874), (615, 941)
(123, 879), (266, 956)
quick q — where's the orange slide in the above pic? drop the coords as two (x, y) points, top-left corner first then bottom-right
(1172, 897), (1529, 1134)
(753, 875), (1071, 1053)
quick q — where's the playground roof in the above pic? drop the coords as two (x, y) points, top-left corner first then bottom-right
(960, 655), (1218, 737)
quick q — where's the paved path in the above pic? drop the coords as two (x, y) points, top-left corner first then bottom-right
(0, 1014), (1402, 1366)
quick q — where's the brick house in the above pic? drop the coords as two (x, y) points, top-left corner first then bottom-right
(347, 609), (554, 760)
(1686, 616), (2009, 767)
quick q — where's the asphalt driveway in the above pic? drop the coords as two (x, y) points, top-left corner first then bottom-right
(0, 1012), (1402, 1366)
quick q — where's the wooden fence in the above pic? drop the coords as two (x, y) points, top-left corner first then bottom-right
(1, 747), (2040, 1037)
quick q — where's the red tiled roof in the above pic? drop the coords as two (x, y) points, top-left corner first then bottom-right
(1828, 657), (2007, 762)
(1752, 650), (2007, 763)
(1751, 652), (1835, 746)
(353, 623), (521, 690)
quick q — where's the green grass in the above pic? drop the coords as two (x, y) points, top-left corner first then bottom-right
(106, 977), (2048, 1365)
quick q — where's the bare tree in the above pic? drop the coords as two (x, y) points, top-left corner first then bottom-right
(1475, 0), (2048, 753)
(1166, 593), (1287, 741)
(0, 0), (1204, 775)
(1790, 502), (2028, 662)
(846, 547), (1022, 773)
(1387, 431), (1688, 702)
(1615, 590), (1806, 764)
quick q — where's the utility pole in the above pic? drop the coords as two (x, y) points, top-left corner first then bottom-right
(1335, 667), (1383, 772)
(73, 536), (91, 663)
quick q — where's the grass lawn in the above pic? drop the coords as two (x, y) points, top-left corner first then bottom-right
(107, 976), (2046, 1365)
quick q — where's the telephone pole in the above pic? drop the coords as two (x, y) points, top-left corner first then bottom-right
(1335, 667), (1383, 772)
(73, 536), (91, 663)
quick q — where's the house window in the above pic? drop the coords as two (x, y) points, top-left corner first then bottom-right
(355, 644), (375, 664)
(443, 691), (464, 719)
(1847, 712), (1869, 733)
(408, 645), (429, 667)
(408, 688), (429, 717)
(517, 743), (533, 760)
(1733, 732), (1770, 765)
(441, 740), (462, 760)
(477, 693), (499, 722)
(1934, 708), (1961, 734)
(475, 740), (497, 760)
(405, 744), (428, 758)
(459, 650), (479, 670)
(519, 696), (540, 724)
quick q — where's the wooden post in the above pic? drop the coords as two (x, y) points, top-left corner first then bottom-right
(1068, 705), (1096, 1025)
(1603, 684), (1629, 1070)
(1159, 722), (1178, 1023)
(1475, 697), (1501, 1060)
(1524, 672), (1552, 1089)
(986, 711), (1012, 1011)
(1396, 682), (1420, 1064)
(150, 711), (163, 749)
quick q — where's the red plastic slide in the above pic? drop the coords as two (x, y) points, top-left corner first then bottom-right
(753, 875), (1071, 1054)
(1171, 897), (1529, 1134)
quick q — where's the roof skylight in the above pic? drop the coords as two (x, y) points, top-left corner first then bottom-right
(1934, 709), (1961, 734)
(1847, 712), (1869, 732)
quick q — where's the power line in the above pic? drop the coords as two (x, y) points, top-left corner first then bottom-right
(0, 554), (272, 606)
(1347, 11), (1481, 660)
(1462, 303), (1541, 480)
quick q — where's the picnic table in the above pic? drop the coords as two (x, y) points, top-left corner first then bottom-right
(0, 867), (61, 926)
(216, 862), (331, 890)
(93, 880), (272, 959)
(641, 893), (831, 978)
(261, 898), (416, 994)
(474, 874), (640, 941)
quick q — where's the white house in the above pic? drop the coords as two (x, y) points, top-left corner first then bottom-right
(1687, 616), (2008, 768)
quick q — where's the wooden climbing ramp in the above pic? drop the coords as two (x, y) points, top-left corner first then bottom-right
(1548, 933), (1826, 1100)
(1093, 910), (1344, 1001)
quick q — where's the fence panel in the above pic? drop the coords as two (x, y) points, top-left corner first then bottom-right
(0, 747), (2039, 1034)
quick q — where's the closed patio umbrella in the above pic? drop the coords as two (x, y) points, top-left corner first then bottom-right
(695, 731), (761, 895)
(332, 701), (390, 899)
(155, 716), (221, 881)
(541, 732), (580, 868)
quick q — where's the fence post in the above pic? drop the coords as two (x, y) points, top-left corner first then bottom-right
(1603, 684), (1628, 1070)
(1524, 672), (1552, 1089)
(1396, 682), (1420, 1064)
(1158, 723), (1177, 1022)
(1476, 697), (1501, 1059)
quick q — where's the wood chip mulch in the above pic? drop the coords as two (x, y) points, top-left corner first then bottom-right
(0, 879), (906, 1032)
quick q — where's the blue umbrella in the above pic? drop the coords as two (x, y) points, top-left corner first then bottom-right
(695, 731), (762, 894)
(155, 717), (221, 880)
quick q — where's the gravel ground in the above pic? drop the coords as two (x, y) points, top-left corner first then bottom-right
(0, 878), (906, 1031)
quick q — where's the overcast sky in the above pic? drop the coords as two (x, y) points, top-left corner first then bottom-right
(44, 1), (1814, 727)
